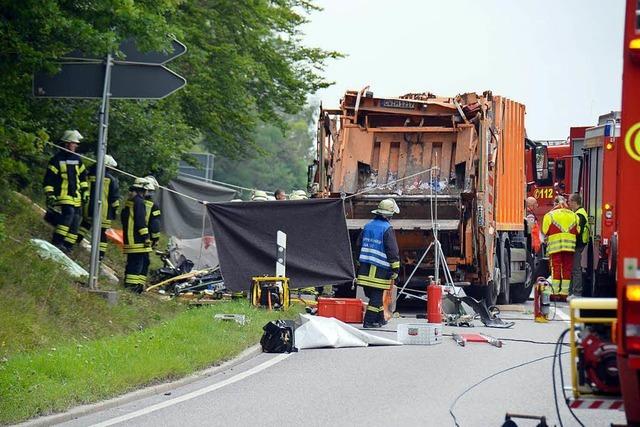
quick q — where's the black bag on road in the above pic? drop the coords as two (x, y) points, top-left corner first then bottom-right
(260, 320), (298, 353)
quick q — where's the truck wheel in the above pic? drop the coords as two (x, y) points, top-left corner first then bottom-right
(485, 279), (499, 307)
(497, 239), (510, 304)
(510, 255), (534, 303)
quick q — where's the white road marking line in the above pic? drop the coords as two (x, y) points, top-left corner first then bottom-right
(90, 353), (292, 427)
(555, 306), (571, 322)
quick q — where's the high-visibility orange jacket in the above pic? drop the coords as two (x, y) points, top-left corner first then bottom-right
(542, 207), (579, 255)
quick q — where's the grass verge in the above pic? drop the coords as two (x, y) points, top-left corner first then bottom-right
(0, 301), (300, 424)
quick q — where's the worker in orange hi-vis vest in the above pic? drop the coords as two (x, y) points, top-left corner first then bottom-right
(541, 196), (580, 298)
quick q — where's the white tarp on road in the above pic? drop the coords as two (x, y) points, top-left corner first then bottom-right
(294, 314), (401, 349)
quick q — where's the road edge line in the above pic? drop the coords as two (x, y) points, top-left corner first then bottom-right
(18, 345), (264, 427)
(90, 353), (292, 427)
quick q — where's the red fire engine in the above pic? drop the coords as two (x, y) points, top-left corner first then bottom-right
(616, 0), (640, 423)
(525, 139), (573, 219)
(578, 112), (620, 298)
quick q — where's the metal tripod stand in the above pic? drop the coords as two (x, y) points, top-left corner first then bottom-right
(396, 167), (456, 302)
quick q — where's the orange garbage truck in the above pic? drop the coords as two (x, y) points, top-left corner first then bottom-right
(312, 89), (536, 305)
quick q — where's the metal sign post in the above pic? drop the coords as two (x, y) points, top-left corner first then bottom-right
(88, 54), (113, 290)
(34, 38), (187, 290)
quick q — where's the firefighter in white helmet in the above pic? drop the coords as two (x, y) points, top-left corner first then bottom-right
(289, 190), (308, 200)
(355, 198), (401, 328)
(143, 176), (162, 248)
(77, 154), (120, 259)
(252, 190), (269, 201)
(43, 130), (89, 253)
(121, 177), (151, 293)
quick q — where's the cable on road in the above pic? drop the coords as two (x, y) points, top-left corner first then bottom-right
(356, 329), (571, 347)
(449, 351), (569, 427)
(552, 328), (585, 427)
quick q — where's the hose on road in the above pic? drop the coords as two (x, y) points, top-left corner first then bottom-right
(448, 352), (568, 427)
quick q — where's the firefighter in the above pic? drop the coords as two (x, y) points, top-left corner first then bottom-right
(121, 177), (152, 293)
(252, 190), (269, 201)
(542, 196), (579, 298)
(526, 196), (542, 254)
(274, 189), (286, 200)
(289, 190), (308, 200)
(568, 193), (589, 296)
(77, 154), (120, 259)
(355, 198), (401, 328)
(143, 176), (162, 248)
(43, 130), (89, 253)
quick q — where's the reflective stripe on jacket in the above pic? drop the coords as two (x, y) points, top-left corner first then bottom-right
(356, 217), (400, 289)
(542, 207), (578, 255)
(358, 218), (392, 268)
(83, 165), (120, 228)
(121, 194), (151, 254)
(144, 198), (162, 242)
(575, 207), (589, 245)
(43, 150), (88, 207)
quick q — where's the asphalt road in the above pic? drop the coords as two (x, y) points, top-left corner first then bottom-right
(53, 301), (626, 427)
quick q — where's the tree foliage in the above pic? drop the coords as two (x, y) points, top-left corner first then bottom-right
(213, 103), (318, 195)
(0, 0), (339, 190)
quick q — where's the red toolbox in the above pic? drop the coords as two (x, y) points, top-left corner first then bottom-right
(317, 298), (364, 323)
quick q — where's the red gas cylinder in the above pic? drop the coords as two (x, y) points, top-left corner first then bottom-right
(427, 282), (443, 324)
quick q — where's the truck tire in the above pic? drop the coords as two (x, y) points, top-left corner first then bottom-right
(510, 253), (534, 303)
(485, 279), (499, 307)
(497, 239), (510, 304)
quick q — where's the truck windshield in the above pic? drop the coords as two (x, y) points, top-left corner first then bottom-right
(535, 146), (553, 185)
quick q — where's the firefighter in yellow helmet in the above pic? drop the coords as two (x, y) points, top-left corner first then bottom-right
(121, 177), (151, 293)
(542, 196), (580, 299)
(355, 198), (401, 328)
(43, 130), (89, 253)
(77, 154), (120, 259)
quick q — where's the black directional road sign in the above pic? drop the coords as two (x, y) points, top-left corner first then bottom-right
(34, 62), (186, 99)
(65, 38), (187, 64)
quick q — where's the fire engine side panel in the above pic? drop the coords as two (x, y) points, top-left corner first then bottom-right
(494, 96), (526, 231)
(617, 0), (640, 422)
(602, 135), (618, 245)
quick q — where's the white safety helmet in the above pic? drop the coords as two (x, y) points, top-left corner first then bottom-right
(252, 190), (269, 201)
(61, 129), (83, 143)
(131, 177), (148, 191)
(372, 198), (400, 217)
(104, 154), (117, 168)
(144, 175), (159, 192)
(289, 190), (308, 200)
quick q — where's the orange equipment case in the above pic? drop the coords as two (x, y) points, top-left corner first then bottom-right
(317, 297), (364, 323)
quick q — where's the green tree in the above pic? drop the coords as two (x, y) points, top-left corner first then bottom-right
(213, 103), (318, 194)
(174, 0), (340, 158)
(0, 0), (179, 188)
(0, 0), (339, 190)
